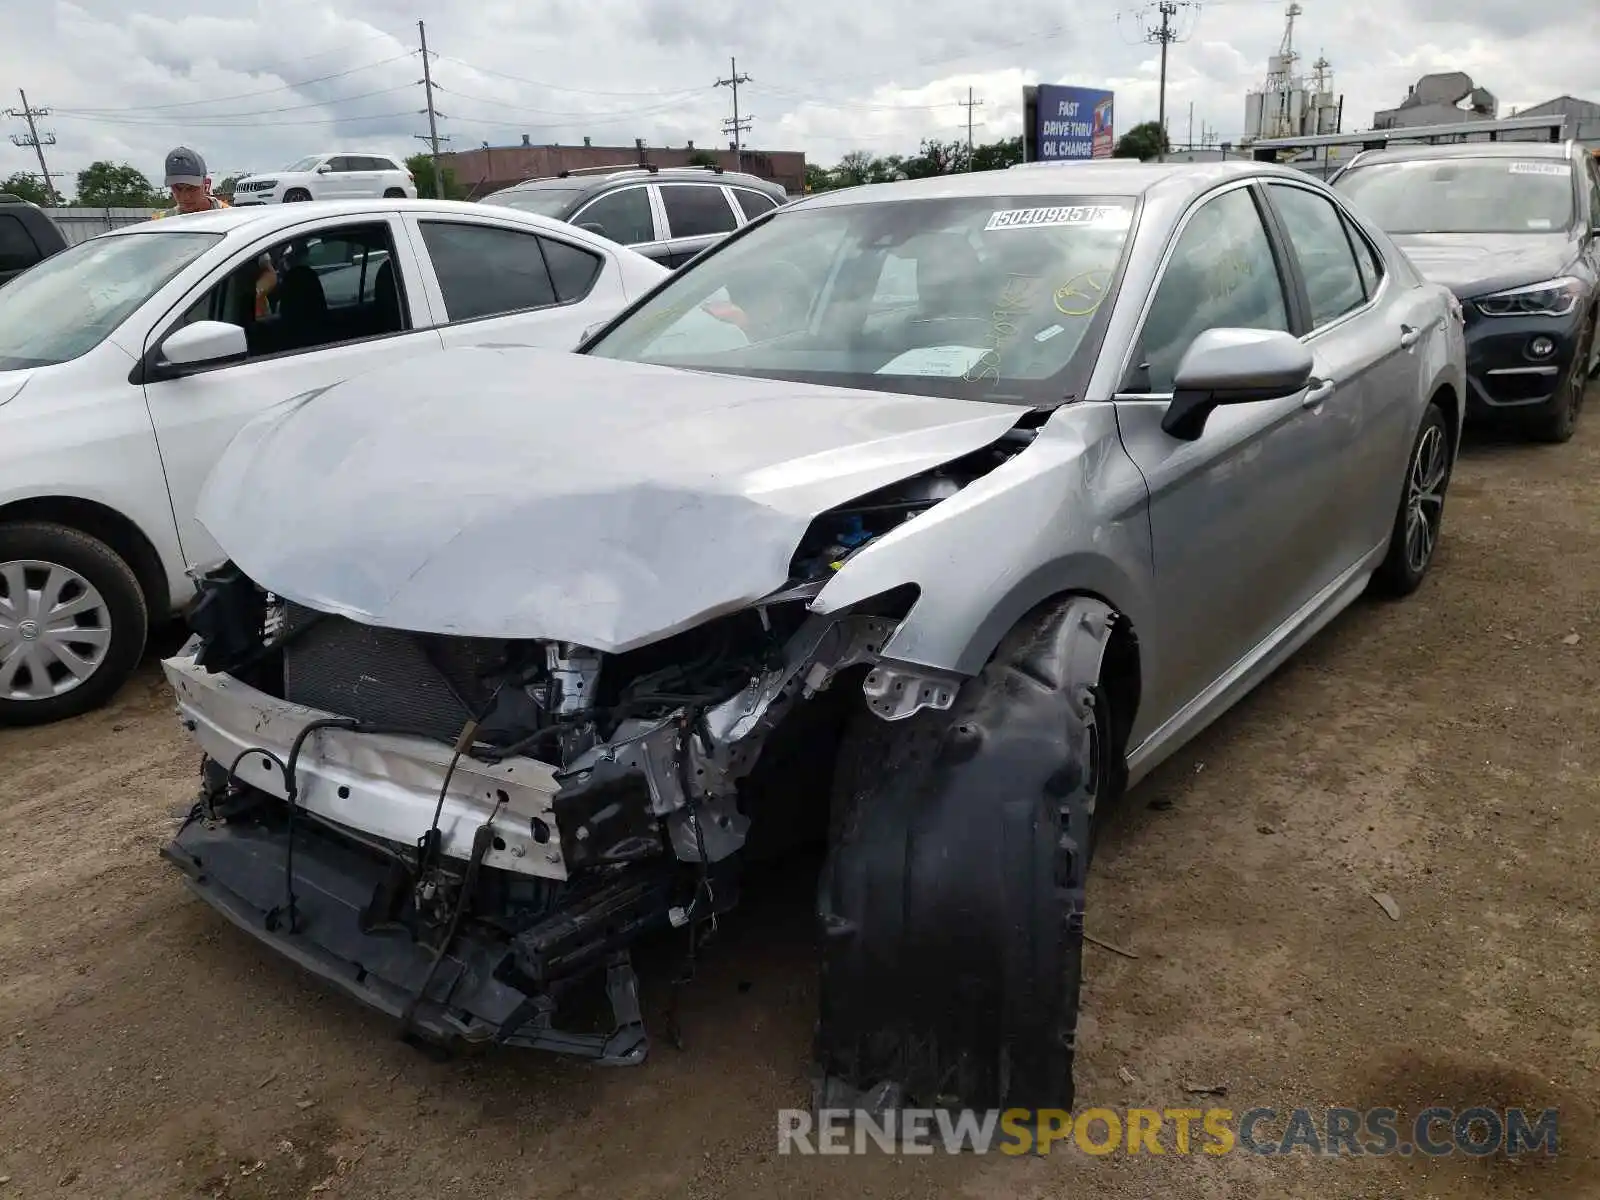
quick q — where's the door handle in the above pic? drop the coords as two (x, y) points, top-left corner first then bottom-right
(1302, 378), (1336, 408)
(1399, 324), (1422, 349)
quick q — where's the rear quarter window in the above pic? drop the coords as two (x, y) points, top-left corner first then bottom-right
(0, 213), (41, 273)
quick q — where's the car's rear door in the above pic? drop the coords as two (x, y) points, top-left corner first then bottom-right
(1260, 179), (1425, 568)
(568, 184), (670, 265)
(402, 211), (629, 350)
(654, 182), (741, 268)
(1110, 181), (1334, 735)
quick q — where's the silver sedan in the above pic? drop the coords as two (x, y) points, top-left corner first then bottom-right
(161, 159), (1467, 1119)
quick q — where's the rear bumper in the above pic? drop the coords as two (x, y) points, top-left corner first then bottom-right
(164, 807), (664, 1063)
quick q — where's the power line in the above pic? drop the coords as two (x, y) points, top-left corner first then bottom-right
(49, 84), (417, 126)
(714, 57), (752, 172)
(416, 19), (450, 196)
(51, 53), (416, 114)
(5, 90), (59, 203)
(959, 87), (983, 165)
(438, 56), (705, 99)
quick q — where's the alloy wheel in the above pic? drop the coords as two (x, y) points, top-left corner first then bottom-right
(1404, 425), (1448, 575)
(0, 559), (113, 701)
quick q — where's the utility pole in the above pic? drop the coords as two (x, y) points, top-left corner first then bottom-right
(960, 87), (984, 168)
(415, 20), (451, 197)
(6, 90), (58, 203)
(1143, 1), (1192, 160)
(715, 57), (752, 172)
(1187, 100), (1194, 151)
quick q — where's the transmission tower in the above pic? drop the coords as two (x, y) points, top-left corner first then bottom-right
(715, 58), (753, 171)
(5, 90), (59, 203)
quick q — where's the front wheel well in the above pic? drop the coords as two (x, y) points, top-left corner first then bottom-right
(0, 497), (171, 620)
(1431, 381), (1461, 454)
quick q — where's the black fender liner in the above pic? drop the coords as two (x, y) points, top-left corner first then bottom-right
(813, 594), (1119, 1114)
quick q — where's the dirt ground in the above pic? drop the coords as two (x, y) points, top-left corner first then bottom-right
(2, 396), (1598, 1200)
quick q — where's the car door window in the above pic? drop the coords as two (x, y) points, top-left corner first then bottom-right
(659, 184), (738, 239)
(538, 235), (603, 303)
(420, 221), (558, 321)
(733, 188), (780, 220)
(1131, 186), (1291, 394)
(171, 221), (407, 359)
(1266, 183), (1367, 328)
(0, 214), (39, 273)
(1342, 215), (1384, 299)
(329, 157), (357, 173)
(572, 187), (655, 245)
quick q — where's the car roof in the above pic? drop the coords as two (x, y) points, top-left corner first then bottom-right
(99, 198), (578, 239)
(1341, 140), (1577, 169)
(498, 167), (781, 195)
(788, 158), (1323, 211)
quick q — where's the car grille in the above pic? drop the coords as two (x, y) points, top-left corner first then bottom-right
(280, 603), (506, 743)
(238, 179), (277, 193)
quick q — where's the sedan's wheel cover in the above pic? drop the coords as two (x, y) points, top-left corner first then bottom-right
(0, 559), (113, 701)
(1404, 425), (1448, 575)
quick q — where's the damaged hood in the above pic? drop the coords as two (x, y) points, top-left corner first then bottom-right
(198, 346), (1023, 650)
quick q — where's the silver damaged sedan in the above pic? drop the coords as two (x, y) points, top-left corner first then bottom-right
(161, 160), (1466, 1116)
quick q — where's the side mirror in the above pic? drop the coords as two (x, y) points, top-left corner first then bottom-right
(160, 321), (249, 372)
(316, 163), (334, 174)
(1160, 328), (1314, 441)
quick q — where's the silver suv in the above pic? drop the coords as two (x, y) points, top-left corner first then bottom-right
(479, 165), (788, 268)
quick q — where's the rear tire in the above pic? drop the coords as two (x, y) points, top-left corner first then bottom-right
(813, 596), (1122, 1114)
(1369, 402), (1452, 598)
(282, 188), (312, 203)
(0, 522), (148, 726)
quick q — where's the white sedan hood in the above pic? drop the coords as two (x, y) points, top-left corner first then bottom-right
(197, 346), (1022, 650)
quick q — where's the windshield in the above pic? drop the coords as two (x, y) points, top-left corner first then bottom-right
(584, 194), (1136, 403)
(0, 231), (221, 370)
(479, 187), (581, 218)
(284, 156), (322, 173)
(1334, 157), (1575, 234)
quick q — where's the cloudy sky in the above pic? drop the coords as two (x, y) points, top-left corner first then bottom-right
(2, 0), (1596, 192)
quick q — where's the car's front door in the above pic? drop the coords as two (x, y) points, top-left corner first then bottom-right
(1112, 181), (1335, 735)
(569, 185), (669, 264)
(140, 214), (445, 571)
(655, 182), (740, 268)
(405, 215), (627, 351)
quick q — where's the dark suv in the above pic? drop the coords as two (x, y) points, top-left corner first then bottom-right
(479, 165), (788, 269)
(1333, 140), (1600, 442)
(0, 193), (68, 286)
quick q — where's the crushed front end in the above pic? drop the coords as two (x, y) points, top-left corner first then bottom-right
(157, 457), (1010, 1064)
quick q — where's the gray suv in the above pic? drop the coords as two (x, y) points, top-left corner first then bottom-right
(478, 165), (788, 268)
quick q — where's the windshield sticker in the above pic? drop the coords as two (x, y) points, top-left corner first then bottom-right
(1053, 269), (1113, 316)
(1526, 218), (1554, 229)
(1508, 162), (1568, 176)
(1035, 324), (1065, 342)
(878, 345), (991, 377)
(984, 205), (1131, 232)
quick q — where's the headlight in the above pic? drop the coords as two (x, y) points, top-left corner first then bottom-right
(1474, 277), (1583, 318)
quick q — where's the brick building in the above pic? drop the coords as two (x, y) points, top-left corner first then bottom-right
(438, 138), (807, 198)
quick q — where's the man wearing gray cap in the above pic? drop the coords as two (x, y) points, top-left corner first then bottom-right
(153, 146), (229, 218)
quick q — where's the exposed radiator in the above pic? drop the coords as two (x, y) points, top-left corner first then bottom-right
(280, 603), (506, 742)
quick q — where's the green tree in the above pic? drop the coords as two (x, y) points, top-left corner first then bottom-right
(76, 161), (163, 207)
(803, 162), (836, 193)
(970, 135), (1024, 172)
(406, 153), (464, 200)
(903, 138), (970, 177)
(215, 175), (242, 200)
(832, 150), (880, 187)
(0, 173), (54, 205)
(1113, 121), (1169, 162)
(686, 149), (721, 169)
